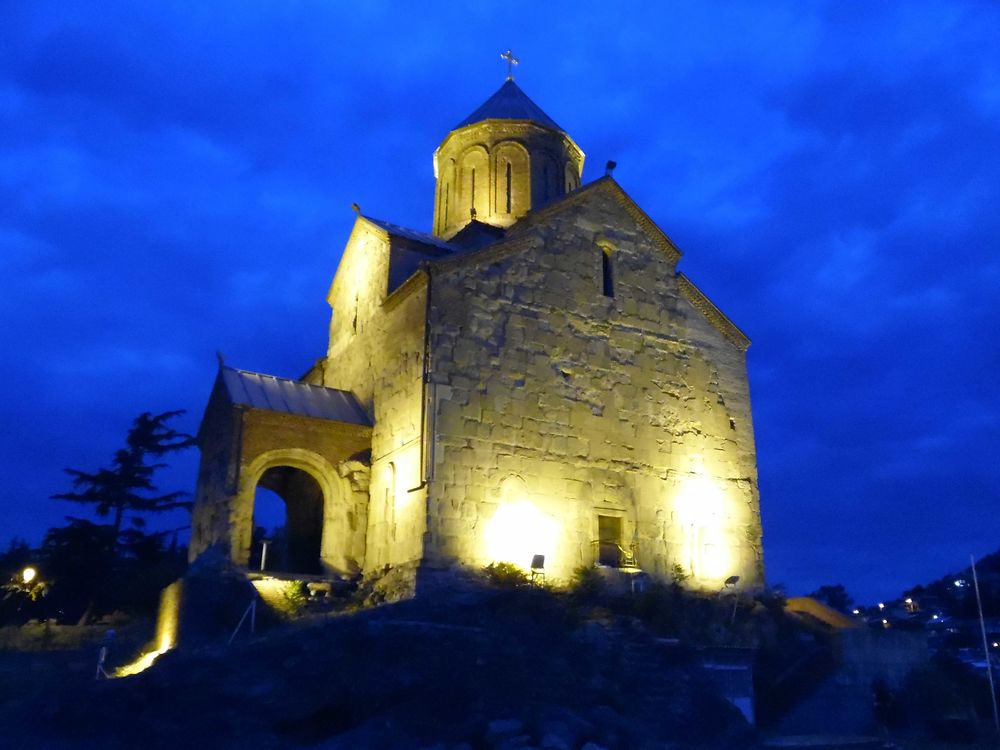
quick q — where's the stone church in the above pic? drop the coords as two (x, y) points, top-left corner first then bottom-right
(190, 74), (765, 590)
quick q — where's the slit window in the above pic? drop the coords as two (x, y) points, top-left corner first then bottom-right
(470, 168), (476, 212)
(601, 247), (614, 297)
(505, 161), (512, 213)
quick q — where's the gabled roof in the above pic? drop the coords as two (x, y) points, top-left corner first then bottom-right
(361, 216), (454, 254)
(430, 177), (683, 269)
(219, 367), (371, 426)
(455, 79), (563, 131)
(422, 177), (750, 351)
(676, 275), (751, 352)
(448, 220), (506, 251)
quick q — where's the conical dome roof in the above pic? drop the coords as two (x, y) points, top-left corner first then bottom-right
(454, 79), (563, 131)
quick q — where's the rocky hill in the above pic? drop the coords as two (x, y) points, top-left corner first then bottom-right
(0, 585), (755, 749)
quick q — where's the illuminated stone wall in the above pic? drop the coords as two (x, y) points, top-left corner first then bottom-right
(423, 181), (763, 587)
(323, 221), (429, 572)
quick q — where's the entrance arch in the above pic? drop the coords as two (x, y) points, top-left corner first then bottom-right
(235, 449), (355, 575)
(255, 466), (323, 573)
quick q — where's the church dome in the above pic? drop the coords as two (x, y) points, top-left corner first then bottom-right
(433, 79), (585, 239)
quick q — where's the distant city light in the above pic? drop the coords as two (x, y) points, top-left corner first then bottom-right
(932, 614), (940, 620)
(877, 602), (885, 610)
(852, 609), (860, 615)
(954, 579), (967, 588)
(21, 567), (36, 584)
(904, 597), (912, 604)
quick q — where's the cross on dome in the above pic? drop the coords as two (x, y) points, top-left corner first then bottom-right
(500, 49), (519, 80)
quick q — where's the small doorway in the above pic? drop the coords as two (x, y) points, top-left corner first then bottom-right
(251, 466), (324, 574)
(597, 515), (622, 567)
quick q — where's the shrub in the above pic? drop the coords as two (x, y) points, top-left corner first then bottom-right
(569, 565), (604, 600)
(279, 580), (309, 617)
(670, 563), (690, 586)
(482, 561), (529, 588)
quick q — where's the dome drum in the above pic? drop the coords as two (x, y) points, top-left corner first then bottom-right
(432, 84), (584, 239)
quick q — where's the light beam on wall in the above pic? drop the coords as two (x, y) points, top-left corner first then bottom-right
(115, 581), (181, 677)
(483, 500), (560, 572)
(676, 462), (734, 583)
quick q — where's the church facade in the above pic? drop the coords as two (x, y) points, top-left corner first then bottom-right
(190, 77), (765, 589)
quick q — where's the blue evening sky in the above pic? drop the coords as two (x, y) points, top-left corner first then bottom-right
(1, 1), (997, 603)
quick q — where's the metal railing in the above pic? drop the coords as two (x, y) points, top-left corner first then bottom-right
(590, 540), (639, 568)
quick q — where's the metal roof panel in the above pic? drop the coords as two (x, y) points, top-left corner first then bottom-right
(220, 368), (371, 426)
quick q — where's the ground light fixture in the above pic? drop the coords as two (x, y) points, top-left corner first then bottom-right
(21, 567), (37, 584)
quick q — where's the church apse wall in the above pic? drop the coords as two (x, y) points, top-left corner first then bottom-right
(424, 183), (763, 587)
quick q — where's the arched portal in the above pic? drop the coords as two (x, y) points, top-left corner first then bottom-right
(253, 466), (324, 574)
(234, 448), (360, 577)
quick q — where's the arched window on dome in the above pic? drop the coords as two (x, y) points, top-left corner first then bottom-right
(535, 153), (561, 206)
(459, 146), (489, 223)
(564, 162), (578, 193)
(494, 141), (530, 220)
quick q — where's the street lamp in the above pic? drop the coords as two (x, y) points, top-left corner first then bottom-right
(21, 567), (37, 584)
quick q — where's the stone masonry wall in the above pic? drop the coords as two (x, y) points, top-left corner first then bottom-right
(324, 220), (429, 573)
(424, 185), (763, 587)
(190, 389), (372, 576)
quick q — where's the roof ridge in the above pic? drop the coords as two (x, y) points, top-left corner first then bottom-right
(223, 365), (346, 392)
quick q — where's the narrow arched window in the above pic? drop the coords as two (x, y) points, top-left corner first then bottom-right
(601, 247), (614, 298)
(444, 183), (450, 225)
(505, 161), (512, 213)
(385, 461), (397, 542)
(470, 168), (476, 212)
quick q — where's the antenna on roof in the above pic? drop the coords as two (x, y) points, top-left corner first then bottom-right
(605, 160), (617, 177)
(500, 49), (519, 81)
(351, 202), (361, 214)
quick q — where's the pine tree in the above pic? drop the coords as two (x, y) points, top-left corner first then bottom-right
(52, 411), (195, 551)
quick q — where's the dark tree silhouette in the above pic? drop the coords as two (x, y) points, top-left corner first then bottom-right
(809, 583), (854, 613)
(51, 411), (195, 553)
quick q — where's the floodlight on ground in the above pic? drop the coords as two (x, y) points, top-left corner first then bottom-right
(21, 567), (37, 584)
